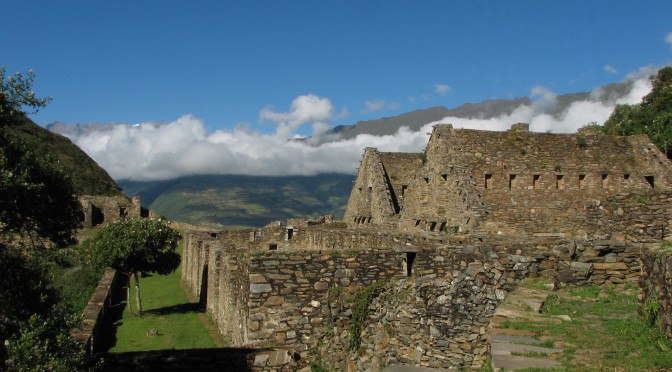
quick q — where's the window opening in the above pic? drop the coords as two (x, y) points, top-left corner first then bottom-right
(405, 252), (416, 277)
(287, 228), (293, 240)
(556, 175), (565, 189)
(601, 174), (608, 188)
(441, 174), (447, 181)
(645, 175), (655, 188)
(429, 221), (437, 231)
(578, 174), (586, 189)
(508, 174), (516, 190)
(269, 244), (278, 250)
(401, 185), (408, 197)
(533, 174), (540, 189)
(485, 174), (493, 189)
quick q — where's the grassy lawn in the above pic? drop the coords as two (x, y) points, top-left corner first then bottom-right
(109, 240), (226, 352)
(499, 284), (672, 371)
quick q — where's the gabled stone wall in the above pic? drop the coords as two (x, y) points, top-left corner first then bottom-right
(344, 123), (672, 238)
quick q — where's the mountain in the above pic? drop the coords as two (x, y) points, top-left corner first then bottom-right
(328, 80), (634, 140)
(118, 174), (353, 229)
(46, 78), (639, 227)
(6, 116), (123, 196)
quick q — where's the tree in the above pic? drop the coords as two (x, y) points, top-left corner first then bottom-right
(84, 217), (181, 315)
(0, 66), (51, 123)
(603, 66), (672, 158)
(0, 68), (87, 369)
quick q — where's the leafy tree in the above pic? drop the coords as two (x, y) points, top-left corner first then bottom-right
(0, 66), (51, 123)
(84, 217), (181, 315)
(0, 68), (87, 370)
(603, 66), (672, 158)
(5, 308), (91, 372)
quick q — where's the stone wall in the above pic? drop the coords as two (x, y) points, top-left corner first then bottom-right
(182, 228), (648, 369)
(72, 268), (119, 353)
(344, 123), (672, 238)
(78, 195), (147, 228)
(640, 244), (672, 339)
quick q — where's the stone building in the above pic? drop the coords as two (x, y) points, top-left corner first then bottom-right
(344, 123), (672, 238)
(79, 195), (149, 228)
(181, 123), (672, 369)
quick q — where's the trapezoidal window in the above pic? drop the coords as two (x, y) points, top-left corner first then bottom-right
(287, 228), (293, 240)
(533, 174), (541, 189)
(601, 174), (608, 188)
(578, 174), (586, 189)
(441, 174), (448, 181)
(401, 185), (408, 197)
(485, 174), (493, 189)
(645, 175), (655, 188)
(269, 244), (278, 250)
(508, 174), (516, 190)
(556, 175), (565, 189)
(405, 252), (416, 277)
(429, 221), (437, 231)
(623, 173), (631, 182)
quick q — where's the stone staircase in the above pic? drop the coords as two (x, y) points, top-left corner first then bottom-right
(487, 281), (566, 370)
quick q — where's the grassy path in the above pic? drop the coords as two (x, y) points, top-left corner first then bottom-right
(109, 242), (226, 352)
(489, 279), (672, 371)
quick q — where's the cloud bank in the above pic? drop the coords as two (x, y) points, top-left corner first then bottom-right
(58, 69), (655, 181)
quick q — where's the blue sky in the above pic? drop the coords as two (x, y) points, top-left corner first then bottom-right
(3, 0), (671, 136)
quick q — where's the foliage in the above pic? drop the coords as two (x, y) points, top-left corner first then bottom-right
(603, 66), (672, 157)
(84, 217), (181, 314)
(0, 67), (81, 247)
(5, 307), (92, 372)
(0, 68), (92, 370)
(0, 66), (51, 122)
(0, 141), (81, 247)
(346, 280), (387, 351)
(85, 217), (181, 276)
(0, 249), (59, 356)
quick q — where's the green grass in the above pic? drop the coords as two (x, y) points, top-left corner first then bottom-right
(109, 240), (226, 352)
(502, 285), (672, 371)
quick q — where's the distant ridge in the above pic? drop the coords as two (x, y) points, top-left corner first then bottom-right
(328, 80), (633, 140)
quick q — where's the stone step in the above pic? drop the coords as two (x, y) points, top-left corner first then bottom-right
(491, 354), (562, 370)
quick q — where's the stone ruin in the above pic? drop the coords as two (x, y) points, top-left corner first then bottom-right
(78, 195), (151, 228)
(181, 123), (672, 370)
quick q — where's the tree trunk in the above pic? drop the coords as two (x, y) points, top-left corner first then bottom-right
(126, 274), (135, 315)
(134, 272), (143, 315)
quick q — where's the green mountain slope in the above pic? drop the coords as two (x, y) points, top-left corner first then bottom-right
(6, 116), (123, 196)
(118, 174), (354, 229)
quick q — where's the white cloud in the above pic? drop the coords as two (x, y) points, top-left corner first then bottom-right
(58, 67), (655, 181)
(666, 32), (672, 45)
(259, 94), (333, 139)
(362, 100), (386, 114)
(435, 84), (450, 96)
(361, 99), (400, 114)
(604, 65), (618, 74)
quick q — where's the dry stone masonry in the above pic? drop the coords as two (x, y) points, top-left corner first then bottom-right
(180, 123), (672, 370)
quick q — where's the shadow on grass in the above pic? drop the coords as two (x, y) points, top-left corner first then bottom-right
(143, 301), (204, 316)
(96, 348), (301, 371)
